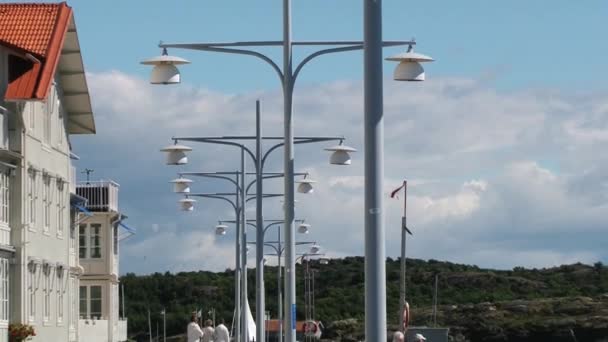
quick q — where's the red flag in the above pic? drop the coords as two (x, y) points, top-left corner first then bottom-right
(390, 181), (407, 199)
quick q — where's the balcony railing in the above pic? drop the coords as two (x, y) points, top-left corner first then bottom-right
(76, 180), (120, 212)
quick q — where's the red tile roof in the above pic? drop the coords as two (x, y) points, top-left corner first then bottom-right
(0, 2), (72, 101)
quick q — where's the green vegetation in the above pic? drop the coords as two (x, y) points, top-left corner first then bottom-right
(121, 258), (608, 340)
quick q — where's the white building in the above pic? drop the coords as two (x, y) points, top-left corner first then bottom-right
(0, 3), (129, 341)
(76, 180), (131, 342)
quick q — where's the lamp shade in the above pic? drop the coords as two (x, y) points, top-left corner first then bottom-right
(141, 52), (190, 85)
(215, 224), (228, 235)
(325, 144), (357, 165)
(161, 144), (192, 165)
(309, 244), (321, 254)
(179, 198), (196, 211)
(393, 61), (425, 81)
(386, 50), (434, 82)
(170, 177), (193, 193)
(296, 179), (316, 194)
(297, 223), (311, 234)
(319, 258), (329, 265)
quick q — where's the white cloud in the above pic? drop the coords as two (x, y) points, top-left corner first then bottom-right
(74, 71), (608, 273)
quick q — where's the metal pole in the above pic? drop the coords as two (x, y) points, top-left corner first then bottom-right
(364, 0), (387, 341)
(241, 148), (248, 342)
(433, 274), (438, 327)
(235, 172), (242, 342)
(121, 283), (125, 320)
(163, 309), (166, 342)
(400, 180), (407, 332)
(148, 309), (152, 342)
(282, 1), (297, 342)
(156, 321), (159, 342)
(277, 228), (283, 342)
(255, 100), (266, 342)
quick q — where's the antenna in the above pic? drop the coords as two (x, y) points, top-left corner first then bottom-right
(82, 168), (94, 184)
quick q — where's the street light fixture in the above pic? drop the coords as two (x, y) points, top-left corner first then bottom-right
(160, 143), (192, 165)
(170, 177), (193, 193)
(319, 258), (329, 265)
(309, 244), (320, 254)
(179, 198), (196, 211)
(215, 224), (228, 236)
(385, 44), (434, 82)
(324, 142), (357, 165)
(295, 177), (315, 194)
(297, 223), (310, 234)
(140, 48), (190, 84)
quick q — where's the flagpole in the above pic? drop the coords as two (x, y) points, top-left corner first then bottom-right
(399, 180), (407, 332)
(148, 309), (152, 342)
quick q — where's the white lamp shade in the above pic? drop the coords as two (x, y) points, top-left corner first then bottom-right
(161, 144), (192, 165)
(296, 179), (316, 194)
(170, 177), (193, 193)
(150, 64), (181, 84)
(325, 144), (356, 165)
(298, 223), (311, 234)
(179, 198), (196, 211)
(393, 61), (425, 82)
(320, 258), (329, 265)
(385, 51), (434, 63)
(215, 225), (228, 235)
(310, 244), (320, 254)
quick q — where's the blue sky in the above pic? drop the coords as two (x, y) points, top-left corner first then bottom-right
(44, 1), (608, 274)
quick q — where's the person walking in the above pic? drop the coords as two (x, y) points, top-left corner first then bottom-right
(201, 319), (215, 342)
(213, 318), (230, 342)
(187, 314), (205, 342)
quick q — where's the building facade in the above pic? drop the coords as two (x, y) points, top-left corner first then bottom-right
(0, 3), (131, 341)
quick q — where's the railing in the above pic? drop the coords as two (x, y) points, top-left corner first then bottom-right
(76, 180), (120, 212)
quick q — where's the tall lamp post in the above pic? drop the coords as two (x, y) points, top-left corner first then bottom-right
(143, 2), (432, 339)
(158, 102), (353, 342)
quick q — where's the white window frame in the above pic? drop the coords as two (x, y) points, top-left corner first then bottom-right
(78, 286), (86, 319)
(28, 263), (37, 322)
(42, 175), (51, 234)
(79, 224), (102, 260)
(56, 181), (65, 237)
(28, 169), (36, 230)
(0, 168), (9, 226)
(0, 258), (9, 323)
(43, 264), (52, 323)
(69, 276), (76, 329)
(56, 268), (64, 325)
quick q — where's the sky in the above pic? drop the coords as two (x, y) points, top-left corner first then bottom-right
(41, 0), (608, 274)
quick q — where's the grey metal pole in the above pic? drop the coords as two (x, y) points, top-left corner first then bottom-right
(399, 180), (407, 332)
(255, 100), (266, 342)
(121, 283), (125, 320)
(277, 228), (283, 342)
(235, 174), (242, 342)
(364, 0), (387, 341)
(282, 1), (297, 342)
(241, 149), (248, 342)
(163, 309), (166, 342)
(148, 309), (152, 342)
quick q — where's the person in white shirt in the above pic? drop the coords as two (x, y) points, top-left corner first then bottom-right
(201, 319), (215, 342)
(213, 318), (230, 342)
(187, 314), (205, 342)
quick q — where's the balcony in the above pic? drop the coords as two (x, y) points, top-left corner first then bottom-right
(76, 180), (119, 212)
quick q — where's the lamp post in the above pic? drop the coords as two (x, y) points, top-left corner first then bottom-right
(144, 3), (432, 339)
(159, 101), (352, 342)
(220, 219), (309, 342)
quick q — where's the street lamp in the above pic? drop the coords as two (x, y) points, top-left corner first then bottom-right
(170, 177), (193, 193)
(297, 223), (310, 234)
(295, 178), (315, 194)
(179, 198), (196, 211)
(385, 44), (434, 81)
(215, 223), (228, 236)
(140, 48), (190, 84)
(324, 142), (357, 166)
(160, 143), (192, 165)
(143, 3), (429, 339)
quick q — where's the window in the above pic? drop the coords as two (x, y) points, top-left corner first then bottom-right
(57, 268), (64, 324)
(79, 224), (86, 259)
(28, 170), (36, 227)
(0, 168), (9, 226)
(28, 265), (36, 321)
(0, 258), (9, 322)
(79, 286), (86, 319)
(43, 266), (51, 322)
(57, 181), (65, 236)
(79, 285), (102, 319)
(113, 225), (118, 255)
(79, 224), (102, 259)
(42, 176), (51, 233)
(90, 286), (102, 318)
